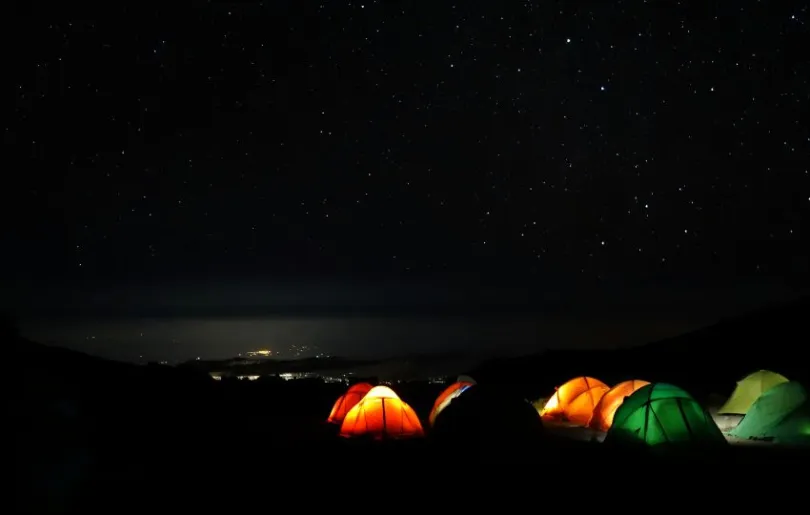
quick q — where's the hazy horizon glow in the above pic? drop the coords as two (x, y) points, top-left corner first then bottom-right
(12, 278), (804, 363)
(21, 313), (711, 363)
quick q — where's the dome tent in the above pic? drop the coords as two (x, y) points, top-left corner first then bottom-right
(718, 370), (789, 415)
(428, 380), (475, 426)
(729, 381), (810, 445)
(431, 384), (544, 457)
(539, 376), (608, 422)
(339, 385), (424, 440)
(589, 379), (650, 431)
(565, 383), (610, 426)
(327, 382), (374, 424)
(605, 383), (726, 447)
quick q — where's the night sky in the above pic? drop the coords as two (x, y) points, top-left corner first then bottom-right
(6, 2), (809, 357)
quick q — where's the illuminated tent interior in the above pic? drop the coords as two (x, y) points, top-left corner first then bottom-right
(589, 379), (650, 431)
(327, 382), (374, 424)
(729, 381), (810, 445)
(429, 380), (475, 426)
(564, 384), (610, 426)
(718, 370), (789, 415)
(605, 383), (726, 447)
(339, 385), (424, 440)
(539, 376), (608, 422)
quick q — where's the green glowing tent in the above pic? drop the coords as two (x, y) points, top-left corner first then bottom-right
(718, 370), (789, 415)
(605, 383), (726, 447)
(729, 381), (810, 445)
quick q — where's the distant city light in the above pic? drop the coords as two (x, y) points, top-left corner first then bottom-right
(246, 349), (274, 357)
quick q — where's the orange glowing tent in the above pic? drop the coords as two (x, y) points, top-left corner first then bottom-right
(539, 376), (608, 422)
(327, 382), (374, 424)
(589, 379), (650, 431)
(565, 384), (611, 426)
(428, 381), (475, 426)
(339, 385), (424, 439)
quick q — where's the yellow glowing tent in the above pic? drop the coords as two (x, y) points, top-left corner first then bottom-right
(718, 370), (789, 415)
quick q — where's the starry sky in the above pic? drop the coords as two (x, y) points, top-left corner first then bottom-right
(7, 1), (809, 327)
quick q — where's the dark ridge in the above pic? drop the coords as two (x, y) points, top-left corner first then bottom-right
(470, 295), (810, 400)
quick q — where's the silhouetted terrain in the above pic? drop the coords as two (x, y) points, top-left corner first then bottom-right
(15, 297), (810, 512)
(472, 296), (810, 401)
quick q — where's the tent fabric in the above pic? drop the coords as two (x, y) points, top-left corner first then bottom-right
(429, 381), (474, 426)
(729, 381), (810, 444)
(339, 387), (424, 440)
(362, 385), (400, 400)
(605, 383), (726, 447)
(431, 384), (544, 451)
(457, 375), (477, 384)
(540, 376), (608, 421)
(565, 385), (610, 426)
(718, 370), (789, 415)
(327, 382), (374, 424)
(589, 379), (650, 431)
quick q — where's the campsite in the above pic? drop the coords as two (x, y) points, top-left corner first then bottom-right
(12, 1), (809, 510)
(15, 297), (810, 511)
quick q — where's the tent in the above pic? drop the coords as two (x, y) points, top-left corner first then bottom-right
(718, 370), (789, 415)
(431, 384), (544, 456)
(729, 381), (810, 445)
(565, 385), (610, 426)
(327, 382), (374, 424)
(429, 381), (475, 426)
(589, 379), (650, 431)
(605, 383), (726, 447)
(339, 385), (424, 439)
(539, 376), (608, 421)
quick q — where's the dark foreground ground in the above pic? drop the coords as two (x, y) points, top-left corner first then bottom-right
(18, 364), (810, 514)
(19, 427), (810, 514)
